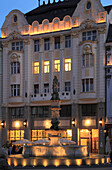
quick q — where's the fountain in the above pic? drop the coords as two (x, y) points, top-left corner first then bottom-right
(23, 76), (89, 158)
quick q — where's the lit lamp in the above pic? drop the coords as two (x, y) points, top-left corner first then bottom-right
(99, 118), (102, 126)
(72, 118), (75, 127)
(1, 120), (5, 128)
(23, 120), (27, 127)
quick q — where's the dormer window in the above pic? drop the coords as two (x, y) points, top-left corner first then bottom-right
(87, 2), (91, 10)
(13, 15), (17, 23)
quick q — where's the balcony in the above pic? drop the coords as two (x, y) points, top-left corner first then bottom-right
(30, 92), (71, 102)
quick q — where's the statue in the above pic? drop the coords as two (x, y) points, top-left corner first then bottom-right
(51, 76), (60, 100)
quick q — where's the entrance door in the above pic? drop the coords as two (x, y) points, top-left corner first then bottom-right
(80, 129), (99, 153)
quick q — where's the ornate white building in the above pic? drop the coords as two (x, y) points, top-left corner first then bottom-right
(1, 0), (112, 153)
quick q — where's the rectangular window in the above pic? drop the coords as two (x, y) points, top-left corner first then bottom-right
(44, 61), (49, 73)
(12, 41), (23, 51)
(82, 104), (97, 116)
(34, 84), (39, 94)
(60, 105), (72, 117)
(44, 38), (50, 51)
(11, 62), (20, 74)
(54, 60), (60, 72)
(55, 37), (60, 49)
(65, 82), (71, 92)
(10, 107), (24, 118)
(82, 79), (94, 92)
(82, 30), (96, 41)
(82, 54), (94, 67)
(34, 62), (39, 74)
(9, 130), (24, 141)
(44, 83), (49, 93)
(11, 84), (20, 97)
(31, 106), (50, 118)
(65, 35), (71, 48)
(34, 40), (40, 52)
(65, 59), (71, 71)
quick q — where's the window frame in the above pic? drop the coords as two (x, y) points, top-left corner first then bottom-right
(34, 40), (40, 52)
(82, 30), (97, 41)
(82, 79), (94, 92)
(34, 62), (39, 74)
(65, 82), (71, 92)
(55, 37), (60, 49)
(44, 61), (49, 73)
(65, 35), (71, 48)
(44, 38), (50, 51)
(65, 58), (71, 71)
(11, 84), (20, 97)
(11, 62), (20, 74)
(12, 41), (23, 51)
(54, 60), (60, 72)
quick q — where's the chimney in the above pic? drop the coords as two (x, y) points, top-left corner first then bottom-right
(38, 0), (40, 7)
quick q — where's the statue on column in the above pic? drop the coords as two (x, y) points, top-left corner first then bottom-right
(51, 76), (60, 100)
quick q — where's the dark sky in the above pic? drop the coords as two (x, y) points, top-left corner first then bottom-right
(0, 0), (112, 37)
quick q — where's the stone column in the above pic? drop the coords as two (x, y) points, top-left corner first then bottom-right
(24, 106), (31, 140)
(98, 102), (105, 154)
(72, 103), (79, 144)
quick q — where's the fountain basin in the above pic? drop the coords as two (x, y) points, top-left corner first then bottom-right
(23, 145), (88, 158)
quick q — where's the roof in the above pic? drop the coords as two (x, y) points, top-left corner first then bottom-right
(25, 0), (81, 25)
(104, 5), (112, 14)
(106, 24), (112, 43)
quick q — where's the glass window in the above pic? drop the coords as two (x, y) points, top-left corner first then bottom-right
(54, 60), (60, 72)
(31, 106), (50, 118)
(55, 37), (60, 49)
(82, 79), (94, 92)
(44, 61), (49, 73)
(44, 38), (50, 51)
(11, 62), (20, 74)
(10, 107), (24, 118)
(9, 130), (24, 141)
(82, 31), (96, 41)
(12, 41), (23, 51)
(65, 59), (71, 71)
(34, 84), (39, 94)
(82, 54), (94, 67)
(11, 84), (20, 96)
(65, 35), (71, 48)
(34, 40), (40, 52)
(60, 105), (72, 117)
(82, 104), (97, 116)
(44, 83), (49, 93)
(34, 62), (39, 74)
(65, 82), (71, 92)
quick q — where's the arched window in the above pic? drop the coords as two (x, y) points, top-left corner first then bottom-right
(53, 18), (60, 30)
(32, 21), (39, 33)
(43, 20), (49, 32)
(11, 62), (20, 74)
(64, 16), (71, 29)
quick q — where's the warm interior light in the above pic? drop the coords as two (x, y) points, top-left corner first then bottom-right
(65, 159), (71, 166)
(67, 129), (72, 137)
(22, 159), (27, 167)
(44, 61), (49, 73)
(44, 120), (51, 129)
(34, 62), (39, 74)
(85, 119), (91, 126)
(101, 158), (105, 164)
(14, 159), (18, 167)
(65, 59), (71, 71)
(95, 159), (99, 165)
(86, 159), (91, 166)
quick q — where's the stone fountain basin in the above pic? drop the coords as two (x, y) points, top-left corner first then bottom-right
(23, 145), (88, 158)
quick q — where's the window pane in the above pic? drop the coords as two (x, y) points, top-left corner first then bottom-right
(44, 61), (49, 73)
(90, 79), (93, 91)
(86, 79), (89, 92)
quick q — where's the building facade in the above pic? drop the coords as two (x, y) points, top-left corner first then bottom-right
(0, 40), (3, 147)
(1, 0), (112, 153)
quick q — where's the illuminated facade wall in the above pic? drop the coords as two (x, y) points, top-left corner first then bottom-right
(1, 0), (111, 153)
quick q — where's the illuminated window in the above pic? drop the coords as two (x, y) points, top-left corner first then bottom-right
(31, 130), (49, 141)
(11, 62), (20, 74)
(65, 35), (71, 48)
(65, 82), (71, 92)
(9, 130), (24, 141)
(34, 40), (40, 52)
(82, 30), (96, 41)
(34, 84), (39, 94)
(55, 37), (60, 49)
(82, 54), (94, 67)
(11, 84), (20, 97)
(44, 61), (49, 73)
(12, 41), (23, 51)
(82, 79), (93, 92)
(44, 83), (49, 93)
(65, 59), (71, 71)
(54, 60), (60, 72)
(34, 62), (39, 74)
(44, 38), (50, 51)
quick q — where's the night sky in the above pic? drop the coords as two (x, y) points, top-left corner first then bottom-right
(0, 0), (112, 36)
